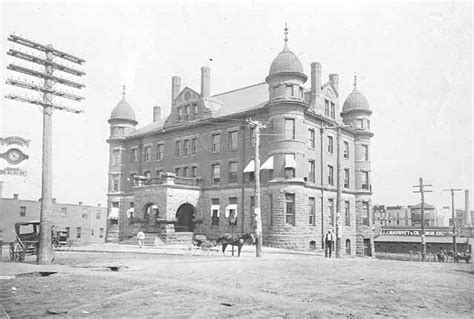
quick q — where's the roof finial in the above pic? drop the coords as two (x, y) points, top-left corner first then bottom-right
(353, 73), (357, 89)
(284, 22), (288, 43)
(122, 85), (126, 97)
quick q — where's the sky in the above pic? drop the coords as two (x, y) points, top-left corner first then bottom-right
(0, 0), (472, 211)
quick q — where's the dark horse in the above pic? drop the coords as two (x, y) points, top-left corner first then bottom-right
(216, 232), (255, 257)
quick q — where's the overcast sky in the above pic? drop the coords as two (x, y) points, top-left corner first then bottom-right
(0, 0), (472, 211)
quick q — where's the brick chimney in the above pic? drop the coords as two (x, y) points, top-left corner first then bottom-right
(200, 66), (210, 98)
(171, 76), (181, 106)
(310, 62), (321, 110)
(153, 106), (161, 122)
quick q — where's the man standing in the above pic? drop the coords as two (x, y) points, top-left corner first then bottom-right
(137, 230), (145, 248)
(325, 230), (334, 258)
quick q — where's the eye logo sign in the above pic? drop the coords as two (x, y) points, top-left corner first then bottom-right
(1, 148), (29, 165)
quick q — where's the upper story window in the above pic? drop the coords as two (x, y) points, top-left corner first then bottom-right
(61, 207), (67, 217)
(20, 206), (26, 217)
(308, 160), (315, 183)
(344, 168), (350, 188)
(175, 140), (181, 157)
(130, 173), (136, 187)
(193, 103), (198, 115)
(328, 165), (334, 186)
(228, 161), (238, 183)
(343, 141), (349, 158)
(112, 174), (119, 191)
(299, 87), (304, 98)
(345, 201), (351, 226)
(330, 102), (335, 119)
(362, 201), (370, 226)
(286, 84), (292, 97)
(249, 127), (255, 147)
(309, 128), (315, 148)
(285, 118), (295, 139)
(177, 106), (182, 119)
(131, 148), (138, 163)
(156, 144), (164, 160)
(309, 197), (315, 225)
(211, 133), (221, 153)
(191, 138), (197, 154)
(362, 171), (369, 190)
(183, 166), (189, 177)
(184, 105), (190, 120)
(211, 163), (221, 183)
(228, 131), (238, 151)
(325, 100), (330, 117)
(112, 149), (120, 165)
(285, 154), (296, 179)
(328, 136), (334, 154)
(362, 144), (369, 161)
(144, 146), (151, 162)
(191, 166), (197, 178)
(183, 139), (190, 156)
(357, 118), (363, 128)
(285, 193), (295, 226)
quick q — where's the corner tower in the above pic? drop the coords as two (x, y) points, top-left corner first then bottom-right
(106, 86), (137, 242)
(341, 75), (374, 256)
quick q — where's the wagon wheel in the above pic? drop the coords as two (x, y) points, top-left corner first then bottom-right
(12, 243), (25, 262)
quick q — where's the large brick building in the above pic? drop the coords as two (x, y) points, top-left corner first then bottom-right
(106, 28), (375, 255)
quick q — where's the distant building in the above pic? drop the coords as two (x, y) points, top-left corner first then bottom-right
(409, 203), (437, 226)
(450, 209), (474, 228)
(0, 193), (107, 244)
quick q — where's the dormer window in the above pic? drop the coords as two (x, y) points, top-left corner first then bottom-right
(286, 84), (292, 97)
(330, 102), (335, 119)
(325, 100), (330, 117)
(357, 119), (363, 128)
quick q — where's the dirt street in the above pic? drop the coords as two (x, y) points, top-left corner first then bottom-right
(1, 248), (473, 318)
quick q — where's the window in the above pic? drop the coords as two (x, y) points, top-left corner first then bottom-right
(285, 194), (295, 226)
(285, 154), (296, 179)
(191, 166), (197, 178)
(362, 171), (369, 190)
(76, 227), (81, 239)
(144, 146), (151, 162)
(96, 211), (101, 219)
(309, 197), (315, 225)
(308, 160), (315, 183)
(228, 130), (238, 150)
(362, 201), (370, 226)
(211, 133), (221, 152)
(191, 138), (197, 154)
(228, 161), (238, 183)
(61, 207), (67, 217)
(250, 196), (255, 227)
(328, 165), (334, 185)
(175, 140), (181, 157)
(183, 139), (189, 156)
(309, 129), (315, 148)
(328, 136), (334, 154)
(99, 228), (104, 238)
(181, 167), (188, 177)
(344, 168), (350, 188)
(82, 212), (88, 219)
(65, 227), (70, 238)
(269, 194), (273, 226)
(228, 197), (238, 226)
(211, 163), (220, 183)
(112, 174), (119, 191)
(357, 119), (363, 128)
(330, 102), (335, 119)
(112, 149), (120, 165)
(325, 100), (330, 116)
(211, 198), (220, 226)
(362, 144), (369, 161)
(343, 141), (349, 158)
(328, 199), (334, 226)
(193, 103), (198, 115)
(250, 127), (255, 147)
(286, 84), (292, 96)
(345, 201), (351, 226)
(20, 206), (26, 217)
(131, 148), (138, 163)
(175, 167), (181, 176)
(130, 173), (136, 187)
(156, 144), (164, 160)
(299, 87), (303, 98)
(285, 119), (295, 139)
(91, 229), (95, 236)
(184, 105), (190, 120)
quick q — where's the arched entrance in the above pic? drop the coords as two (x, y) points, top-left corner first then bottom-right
(175, 203), (195, 232)
(143, 203), (159, 224)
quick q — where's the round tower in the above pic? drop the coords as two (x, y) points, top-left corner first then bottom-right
(106, 86), (137, 243)
(341, 75), (374, 256)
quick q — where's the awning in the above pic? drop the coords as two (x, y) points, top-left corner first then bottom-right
(243, 160), (255, 173)
(260, 156), (274, 170)
(108, 207), (119, 220)
(225, 204), (238, 218)
(285, 154), (296, 168)
(211, 205), (220, 217)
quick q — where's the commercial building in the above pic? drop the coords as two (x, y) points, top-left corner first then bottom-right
(106, 27), (375, 255)
(0, 192), (107, 244)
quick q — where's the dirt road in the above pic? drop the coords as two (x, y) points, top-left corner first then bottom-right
(1, 249), (472, 318)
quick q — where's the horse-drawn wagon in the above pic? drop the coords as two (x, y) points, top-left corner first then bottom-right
(9, 221), (55, 262)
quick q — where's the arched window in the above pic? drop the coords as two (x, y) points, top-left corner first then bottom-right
(309, 241), (316, 250)
(345, 239), (351, 255)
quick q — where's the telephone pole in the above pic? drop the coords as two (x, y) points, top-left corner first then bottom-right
(443, 188), (462, 253)
(248, 119), (265, 257)
(412, 178), (432, 261)
(5, 34), (85, 264)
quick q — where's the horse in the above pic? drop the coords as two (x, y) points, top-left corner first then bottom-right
(216, 232), (255, 257)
